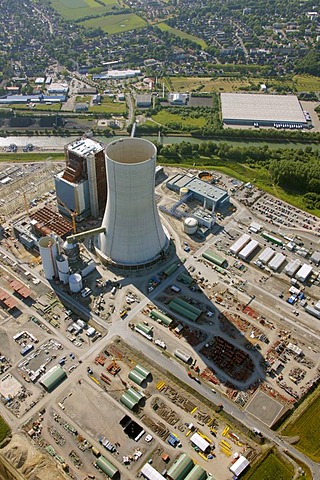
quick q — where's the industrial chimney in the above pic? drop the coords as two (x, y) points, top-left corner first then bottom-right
(97, 138), (168, 267)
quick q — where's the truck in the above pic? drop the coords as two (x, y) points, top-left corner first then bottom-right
(170, 285), (181, 293)
(99, 436), (116, 452)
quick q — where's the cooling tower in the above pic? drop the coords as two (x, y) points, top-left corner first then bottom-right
(97, 138), (168, 267)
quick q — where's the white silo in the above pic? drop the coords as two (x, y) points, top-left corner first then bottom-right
(69, 273), (83, 293)
(56, 254), (69, 284)
(97, 138), (169, 266)
(183, 217), (198, 235)
(38, 236), (58, 280)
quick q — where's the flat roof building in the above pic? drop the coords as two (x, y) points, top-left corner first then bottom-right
(221, 93), (307, 127)
(136, 94), (152, 108)
(167, 174), (229, 211)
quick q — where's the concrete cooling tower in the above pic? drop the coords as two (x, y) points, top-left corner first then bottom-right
(97, 138), (169, 267)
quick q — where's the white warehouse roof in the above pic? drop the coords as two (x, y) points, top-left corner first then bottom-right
(238, 239), (259, 260)
(230, 455), (250, 476)
(230, 233), (251, 255)
(258, 247), (275, 264)
(295, 264), (313, 282)
(268, 252), (286, 271)
(190, 432), (211, 452)
(141, 463), (166, 480)
(221, 93), (306, 124)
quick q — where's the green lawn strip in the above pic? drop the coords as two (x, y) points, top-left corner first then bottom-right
(285, 453), (313, 480)
(0, 416), (10, 443)
(156, 22), (207, 49)
(0, 153), (64, 162)
(242, 451), (294, 480)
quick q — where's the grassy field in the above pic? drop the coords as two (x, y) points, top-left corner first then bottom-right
(0, 153), (64, 163)
(50, 0), (118, 20)
(168, 75), (320, 93)
(89, 96), (127, 114)
(152, 110), (207, 128)
(282, 387), (320, 461)
(80, 13), (146, 34)
(0, 416), (10, 443)
(242, 452), (294, 480)
(0, 104), (61, 112)
(157, 23), (207, 49)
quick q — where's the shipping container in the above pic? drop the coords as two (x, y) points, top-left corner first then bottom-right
(174, 349), (192, 364)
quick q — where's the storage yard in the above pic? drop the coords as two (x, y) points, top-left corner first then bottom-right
(0, 163), (319, 480)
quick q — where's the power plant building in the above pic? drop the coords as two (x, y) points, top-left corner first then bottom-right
(97, 138), (169, 268)
(167, 174), (229, 211)
(55, 138), (106, 220)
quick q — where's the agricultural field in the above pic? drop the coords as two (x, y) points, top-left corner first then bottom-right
(282, 389), (320, 461)
(168, 75), (320, 93)
(157, 23), (207, 49)
(80, 12), (147, 34)
(152, 110), (208, 128)
(242, 452), (294, 480)
(50, 0), (118, 20)
(0, 416), (10, 443)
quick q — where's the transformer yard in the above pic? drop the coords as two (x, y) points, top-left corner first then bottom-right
(0, 159), (319, 480)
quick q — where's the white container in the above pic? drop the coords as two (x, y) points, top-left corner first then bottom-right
(69, 273), (83, 293)
(183, 217), (198, 235)
(56, 254), (69, 284)
(38, 236), (58, 280)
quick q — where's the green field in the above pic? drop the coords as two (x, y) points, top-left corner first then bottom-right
(50, 0), (118, 20)
(152, 110), (207, 128)
(0, 153), (64, 163)
(242, 452), (294, 480)
(89, 96), (127, 114)
(282, 389), (320, 461)
(0, 416), (10, 443)
(0, 103), (61, 112)
(157, 23), (207, 49)
(168, 74), (320, 93)
(80, 13), (146, 34)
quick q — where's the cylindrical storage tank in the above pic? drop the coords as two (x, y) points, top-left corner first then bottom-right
(126, 387), (144, 403)
(184, 217), (198, 235)
(63, 241), (80, 264)
(180, 187), (189, 197)
(38, 236), (58, 280)
(134, 364), (152, 380)
(69, 273), (83, 293)
(98, 138), (169, 266)
(128, 370), (145, 386)
(56, 254), (69, 284)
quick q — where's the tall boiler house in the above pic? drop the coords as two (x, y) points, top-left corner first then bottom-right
(97, 138), (169, 267)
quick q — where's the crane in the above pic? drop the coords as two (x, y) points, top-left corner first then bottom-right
(56, 197), (78, 234)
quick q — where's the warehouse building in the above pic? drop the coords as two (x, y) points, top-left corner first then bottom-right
(284, 259), (301, 277)
(268, 252), (286, 271)
(169, 298), (202, 322)
(96, 456), (119, 479)
(40, 365), (67, 392)
(202, 249), (227, 267)
(230, 234), (251, 255)
(221, 93), (307, 128)
(136, 94), (152, 108)
(239, 239), (259, 261)
(167, 174), (229, 211)
(258, 247), (275, 264)
(230, 455), (250, 477)
(167, 453), (194, 480)
(149, 309), (173, 326)
(295, 264), (313, 282)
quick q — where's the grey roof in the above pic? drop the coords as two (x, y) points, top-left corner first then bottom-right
(221, 93), (307, 123)
(168, 174), (228, 203)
